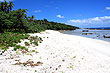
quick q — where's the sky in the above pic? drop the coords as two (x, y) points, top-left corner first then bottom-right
(1, 0), (110, 28)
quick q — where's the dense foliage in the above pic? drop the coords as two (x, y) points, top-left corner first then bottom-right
(0, 0), (78, 33)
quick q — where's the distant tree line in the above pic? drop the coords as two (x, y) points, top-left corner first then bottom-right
(0, 0), (79, 33)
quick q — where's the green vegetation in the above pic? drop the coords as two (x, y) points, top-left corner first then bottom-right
(0, 32), (29, 49)
(0, 0), (78, 50)
(35, 70), (37, 72)
(29, 36), (43, 46)
(14, 45), (27, 51)
(0, 32), (43, 51)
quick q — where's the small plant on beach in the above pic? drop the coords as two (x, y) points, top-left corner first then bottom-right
(13, 45), (21, 51)
(35, 70), (37, 72)
(29, 36), (43, 44)
(1, 47), (8, 50)
(30, 39), (33, 44)
(69, 66), (73, 68)
(39, 37), (43, 41)
(31, 50), (35, 52)
(67, 66), (73, 69)
(24, 42), (30, 46)
(62, 59), (65, 62)
(34, 41), (39, 46)
(13, 45), (28, 51)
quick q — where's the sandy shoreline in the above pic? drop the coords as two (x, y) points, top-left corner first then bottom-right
(0, 30), (110, 73)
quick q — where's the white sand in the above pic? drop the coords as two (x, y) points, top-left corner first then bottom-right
(0, 30), (110, 73)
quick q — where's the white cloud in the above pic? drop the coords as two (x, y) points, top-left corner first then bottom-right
(34, 10), (41, 13)
(67, 16), (110, 28)
(106, 7), (110, 10)
(57, 14), (65, 18)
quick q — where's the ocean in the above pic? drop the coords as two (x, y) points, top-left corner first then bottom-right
(63, 29), (110, 42)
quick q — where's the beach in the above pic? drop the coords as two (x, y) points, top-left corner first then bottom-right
(0, 30), (110, 73)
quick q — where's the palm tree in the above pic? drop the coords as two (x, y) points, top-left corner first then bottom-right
(4, 0), (9, 12)
(8, 1), (14, 12)
(44, 19), (48, 24)
(0, 0), (14, 12)
(27, 15), (35, 22)
(0, 2), (5, 12)
(44, 19), (48, 22)
(31, 15), (35, 20)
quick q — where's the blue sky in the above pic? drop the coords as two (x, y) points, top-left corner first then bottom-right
(1, 0), (110, 28)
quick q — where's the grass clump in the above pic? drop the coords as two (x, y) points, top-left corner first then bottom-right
(13, 45), (28, 51)
(0, 32), (29, 50)
(29, 36), (43, 46)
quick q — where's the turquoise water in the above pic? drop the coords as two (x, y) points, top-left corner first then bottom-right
(63, 29), (110, 42)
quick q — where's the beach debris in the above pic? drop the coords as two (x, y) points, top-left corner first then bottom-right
(58, 65), (61, 68)
(50, 67), (52, 69)
(15, 59), (20, 61)
(78, 61), (80, 63)
(0, 53), (2, 55)
(21, 50), (28, 54)
(56, 68), (58, 70)
(62, 59), (65, 62)
(82, 57), (84, 60)
(73, 56), (76, 58)
(37, 61), (43, 65)
(24, 42), (30, 46)
(0, 50), (5, 55)
(14, 59), (43, 67)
